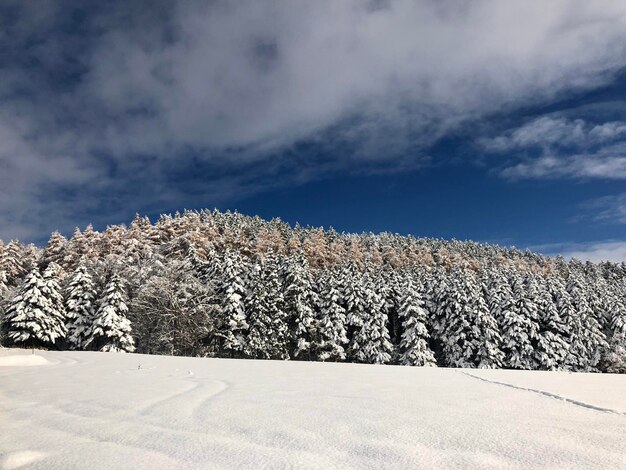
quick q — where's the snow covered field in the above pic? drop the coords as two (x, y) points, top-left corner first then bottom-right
(1, 349), (625, 469)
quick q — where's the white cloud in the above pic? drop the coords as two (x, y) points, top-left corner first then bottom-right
(578, 193), (626, 225)
(3, 0), (626, 240)
(540, 240), (626, 263)
(500, 146), (626, 179)
(480, 116), (626, 180)
(480, 116), (626, 153)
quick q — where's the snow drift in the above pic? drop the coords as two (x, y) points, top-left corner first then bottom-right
(1, 349), (625, 469)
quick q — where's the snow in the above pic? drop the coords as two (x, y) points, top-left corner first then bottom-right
(0, 352), (50, 367)
(1, 349), (625, 469)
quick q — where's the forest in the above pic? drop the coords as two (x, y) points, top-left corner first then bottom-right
(1, 209), (625, 373)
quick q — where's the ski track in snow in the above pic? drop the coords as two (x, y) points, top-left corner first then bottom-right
(2, 349), (626, 469)
(459, 371), (626, 417)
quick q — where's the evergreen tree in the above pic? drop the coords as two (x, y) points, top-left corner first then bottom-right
(485, 269), (513, 326)
(436, 269), (502, 368)
(602, 292), (626, 373)
(85, 274), (135, 352)
(43, 263), (67, 330)
(244, 254), (289, 360)
(3, 241), (27, 284)
(567, 274), (607, 371)
(553, 281), (582, 371)
(65, 265), (98, 350)
(473, 273), (504, 369)
(501, 272), (540, 369)
(43, 232), (68, 270)
(284, 254), (317, 358)
(2, 268), (67, 348)
(315, 270), (349, 361)
(535, 277), (570, 370)
(350, 272), (393, 364)
(0, 269), (7, 295)
(213, 250), (249, 356)
(397, 277), (436, 366)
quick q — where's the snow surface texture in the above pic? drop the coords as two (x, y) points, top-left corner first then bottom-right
(1, 349), (625, 469)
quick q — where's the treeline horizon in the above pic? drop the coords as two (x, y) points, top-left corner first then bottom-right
(0, 209), (625, 373)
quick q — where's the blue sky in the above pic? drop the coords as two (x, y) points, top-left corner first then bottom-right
(2, 1), (626, 261)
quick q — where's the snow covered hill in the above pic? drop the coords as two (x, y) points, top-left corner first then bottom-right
(1, 349), (625, 469)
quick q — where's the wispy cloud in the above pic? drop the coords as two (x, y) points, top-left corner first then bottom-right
(576, 193), (626, 225)
(479, 117), (626, 153)
(3, 1), (626, 240)
(479, 116), (626, 180)
(500, 146), (626, 179)
(536, 240), (626, 263)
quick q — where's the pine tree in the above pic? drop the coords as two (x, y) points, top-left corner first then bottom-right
(501, 272), (540, 369)
(315, 270), (349, 361)
(379, 269), (403, 350)
(213, 250), (249, 356)
(342, 263), (366, 329)
(244, 255), (290, 360)
(85, 274), (135, 352)
(436, 269), (501, 368)
(567, 274), (607, 371)
(3, 241), (27, 284)
(473, 273), (504, 369)
(349, 269), (393, 364)
(535, 277), (570, 370)
(43, 263), (66, 327)
(284, 254), (317, 358)
(2, 268), (67, 348)
(397, 277), (436, 366)
(0, 269), (7, 295)
(602, 291), (626, 373)
(485, 269), (512, 326)
(553, 281), (581, 370)
(43, 232), (68, 270)
(430, 268), (450, 342)
(65, 265), (98, 350)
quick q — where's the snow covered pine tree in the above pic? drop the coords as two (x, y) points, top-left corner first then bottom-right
(84, 274), (135, 352)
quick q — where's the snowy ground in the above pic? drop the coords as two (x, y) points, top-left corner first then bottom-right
(1, 350), (625, 469)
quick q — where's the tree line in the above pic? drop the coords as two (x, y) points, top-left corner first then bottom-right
(0, 209), (624, 372)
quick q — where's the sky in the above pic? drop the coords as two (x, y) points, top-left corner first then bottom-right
(2, 0), (626, 262)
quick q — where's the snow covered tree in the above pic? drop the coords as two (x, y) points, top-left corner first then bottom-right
(244, 254), (289, 360)
(535, 277), (570, 370)
(315, 270), (349, 361)
(84, 274), (135, 352)
(43, 263), (66, 323)
(0, 269), (7, 295)
(2, 268), (67, 348)
(131, 260), (215, 356)
(485, 269), (512, 325)
(397, 277), (436, 366)
(553, 281), (582, 370)
(567, 274), (607, 371)
(602, 292), (626, 373)
(349, 270), (393, 364)
(43, 232), (68, 270)
(473, 273), (504, 369)
(2, 241), (27, 285)
(436, 269), (502, 368)
(212, 250), (249, 357)
(284, 254), (317, 358)
(65, 265), (98, 350)
(378, 269), (403, 348)
(501, 272), (541, 369)
(341, 263), (366, 329)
